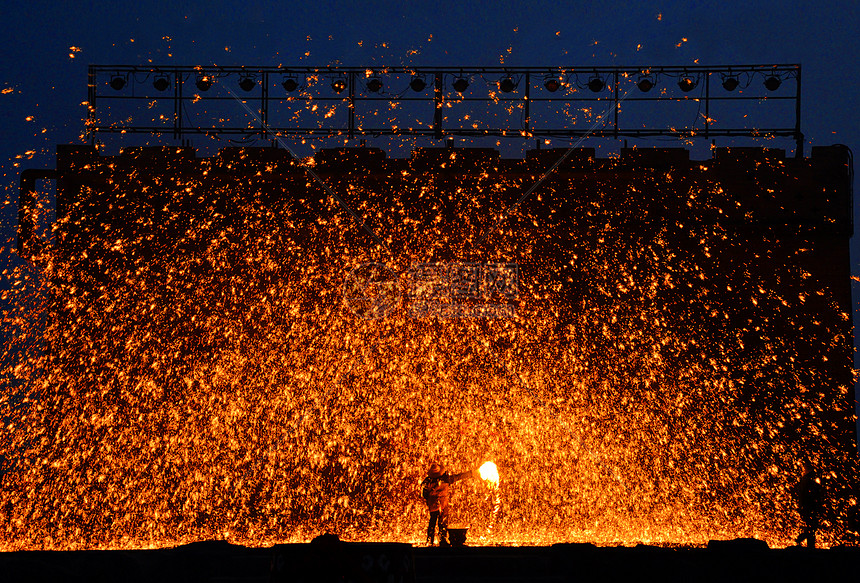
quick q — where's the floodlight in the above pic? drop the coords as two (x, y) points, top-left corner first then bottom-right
(109, 75), (126, 91)
(239, 76), (256, 92)
(196, 75), (212, 91)
(764, 76), (781, 91)
(452, 77), (469, 93)
(153, 75), (170, 92)
(544, 77), (561, 92)
(282, 77), (299, 92)
(499, 77), (516, 93)
(331, 78), (347, 93)
(722, 76), (739, 91)
(410, 76), (426, 92)
(637, 76), (654, 92)
(587, 75), (605, 92)
(677, 75), (697, 92)
(366, 78), (382, 93)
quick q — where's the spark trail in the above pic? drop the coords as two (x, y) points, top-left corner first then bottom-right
(479, 461), (501, 536)
(0, 145), (855, 550)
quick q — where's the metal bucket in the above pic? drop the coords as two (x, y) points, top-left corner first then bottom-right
(448, 526), (469, 547)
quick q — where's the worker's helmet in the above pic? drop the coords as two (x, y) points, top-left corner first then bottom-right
(428, 463), (443, 477)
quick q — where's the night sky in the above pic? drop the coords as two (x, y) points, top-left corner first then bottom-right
(1, 1), (859, 431)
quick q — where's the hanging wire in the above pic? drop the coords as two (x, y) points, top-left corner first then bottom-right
(473, 84), (636, 250)
(219, 79), (390, 253)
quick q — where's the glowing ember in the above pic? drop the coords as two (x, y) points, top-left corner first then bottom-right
(479, 461), (500, 487)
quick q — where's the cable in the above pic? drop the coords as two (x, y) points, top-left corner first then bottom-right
(473, 85), (635, 250)
(219, 81), (390, 254)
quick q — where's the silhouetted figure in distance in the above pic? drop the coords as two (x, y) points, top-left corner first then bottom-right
(795, 461), (823, 548)
(421, 462), (476, 546)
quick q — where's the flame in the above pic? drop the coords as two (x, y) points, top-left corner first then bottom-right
(478, 461), (502, 537)
(479, 461), (500, 487)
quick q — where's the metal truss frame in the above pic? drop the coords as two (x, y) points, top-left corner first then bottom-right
(86, 64), (802, 152)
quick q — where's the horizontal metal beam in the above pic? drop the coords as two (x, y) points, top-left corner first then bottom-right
(87, 126), (800, 138)
(89, 64), (801, 75)
(90, 94), (800, 103)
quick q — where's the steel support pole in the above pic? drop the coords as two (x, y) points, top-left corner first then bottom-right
(795, 66), (803, 158)
(348, 72), (356, 140)
(174, 69), (181, 140)
(87, 66), (96, 144)
(434, 72), (443, 140)
(613, 71), (619, 139)
(524, 72), (530, 136)
(261, 71), (269, 138)
(704, 72), (710, 138)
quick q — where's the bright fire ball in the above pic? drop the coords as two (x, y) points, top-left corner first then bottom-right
(479, 462), (499, 486)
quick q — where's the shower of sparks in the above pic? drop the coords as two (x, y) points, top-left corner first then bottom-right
(0, 140), (856, 552)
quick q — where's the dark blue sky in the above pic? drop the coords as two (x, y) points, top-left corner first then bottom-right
(1, 1), (857, 163)
(1, 0), (859, 420)
(2, 1), (857, 158)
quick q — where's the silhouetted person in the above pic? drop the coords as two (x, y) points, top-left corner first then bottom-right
(795, 461), (823, 548)
(421, 462), (476, 546)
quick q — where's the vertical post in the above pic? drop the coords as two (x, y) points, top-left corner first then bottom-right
(173, 69), (181, 140)
(261, 71), (269, 138)
(434, 72), (443, 140)
(613, 69), (619, 139)
(87, 66), (97, 144)
(795, 65), (803, 158)
(348, 70), (355, 140)
(704, 71), (710, 138)
(524, 72), (531, 137)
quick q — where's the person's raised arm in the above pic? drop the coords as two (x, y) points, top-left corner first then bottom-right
(448, 470), (475, 483)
